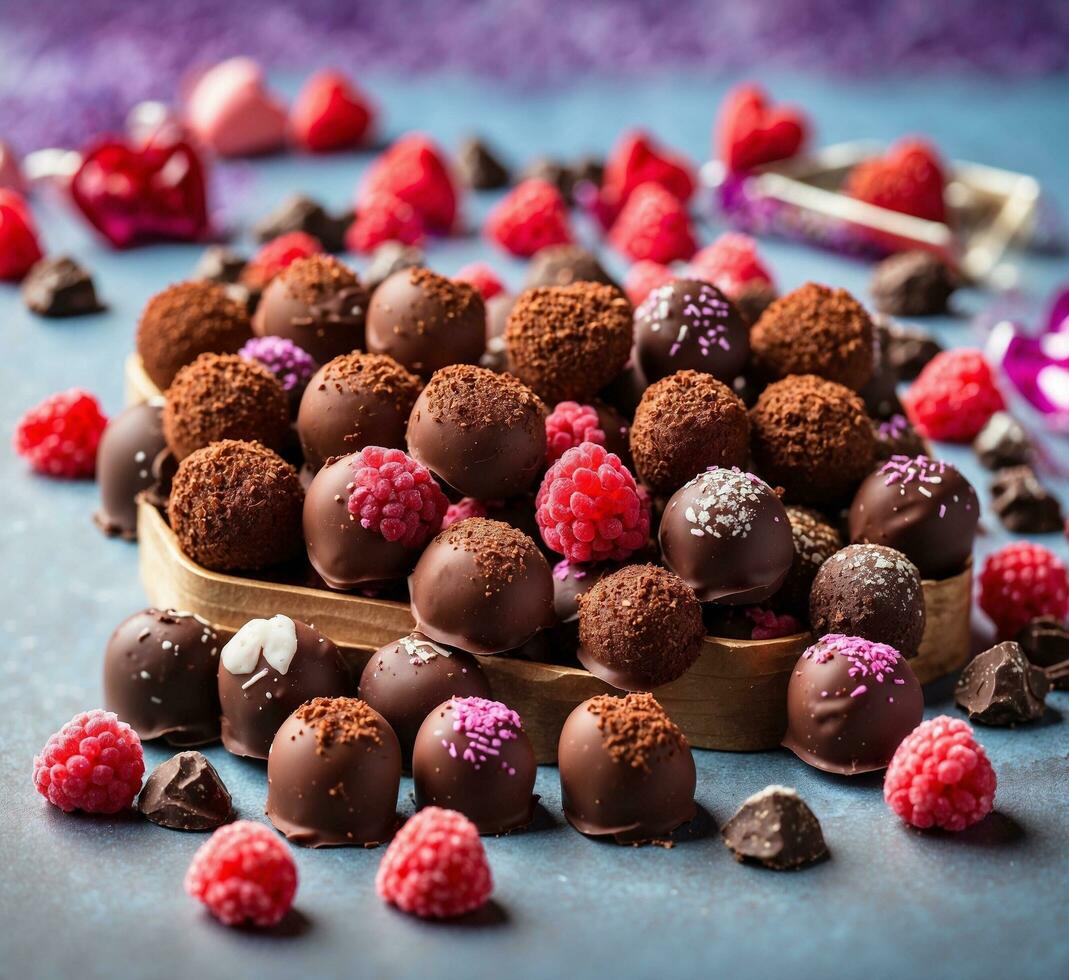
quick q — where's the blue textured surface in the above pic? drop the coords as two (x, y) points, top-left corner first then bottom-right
(2, 73), (1068, 980)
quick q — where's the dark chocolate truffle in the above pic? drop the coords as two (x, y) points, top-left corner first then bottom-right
(860, 318), (903, 420)
(138, 751), (232, 830)
(783, 634), (923, 775)
(267, 697), (400, 846)
(103, 609), (223, 746)
(254, 194), (351, 252)
(21, 255), (103, 317)
(733, 279), (778, 326)
(778, 506), (843, 616)
(552, 559), (615, 623)
(955, 641), (1049, 726)
(363, 242), (425, 292)
(558, 692), (696, 843)
(881, 317), (942, 379)
(412, 697), (536, 835)
(1016, 617), (1069, 689)
(721, 786), (829, 870)
(523, 244), (617, 290)
(218, 615), (351, 760)
(990, 465), (1063, 534)
(94, 400), (167, 540)
(973, 412), (1033, 470)
(872, 413), (926, 462)
(456, 137), (511, 190)
(870, 250), (957, 317)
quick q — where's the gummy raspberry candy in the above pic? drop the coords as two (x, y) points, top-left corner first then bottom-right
(979, 542), (1069, 639)
(624, 259), (675, 307)
(346, 446), (448, 548)
(545, 401), (606, 465)
(609, 182), (696, 264)
(846, 138), (947, 224)
(345, 192), (425, 254)
(360, 134), (457, 233)
(376, 807), (492, 919)
(0, 189), (44, 280)
(443, 497), (489, 529)
(15, 388), (107, 478)
(594, 130), (695, 228)
(717, 84), (807, 173)
(242, 231), (323, 290)
(485, 178), (573, 257)
(689, 232), (774, 298)
(454, 262), (504, 300)
(904, 348), (1004, 442)
(290, 70), (375, 153)
(239, 336), (317, 394)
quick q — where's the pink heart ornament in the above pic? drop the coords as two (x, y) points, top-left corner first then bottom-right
(185, 57), (287, 158)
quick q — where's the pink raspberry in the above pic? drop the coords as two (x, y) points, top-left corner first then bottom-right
(884, 716), (996, 831)
(535, 441), (650, 563)
(32, 709), (144, 814)
(453, 262), (504, 300)
(688, 232), (774, 297)
(545, 401), (606, 465)
(443, 496), (489, 529)
(485, 178), (573, 257)
(978, 542), (1069, 638)
(15, 388), (107, 478)
(346, 446), (448, 548)
(903, 349), (1005, 442)
(185, 821), (298, 927)
(746, 607), (802, 640)
(376, 807), (492, 919)
(609, 182), (696, 264)
(624, 259), (675, 306)
(345, 191), (425, 253)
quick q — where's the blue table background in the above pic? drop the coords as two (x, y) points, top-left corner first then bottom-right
(2, 72), (1068, 980)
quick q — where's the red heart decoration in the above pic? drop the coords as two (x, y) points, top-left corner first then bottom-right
(0, 189), (44, 281)
(845, 138), (947, 224)
(717, 84), (807, 173)
(291, 70), (375, 153)
(592, 131), (695, 229)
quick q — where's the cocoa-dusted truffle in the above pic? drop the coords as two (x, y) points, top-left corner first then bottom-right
(750, 374), (876, 505)
(954, 641), (1050, 726)
(94, 400), (167, 540)
(523, 244), (617, 290)
(407, 364), (547, 499)
(870, 250), (957, 317)
(751, 283), (874, 390)
(577, 564), (704, 690)
(630, 370), (749, 496)
(162, 353), (290, 461)
(721, 786), (828, 870)
(136, 281), (252, 389)
(558, 692), (696, 844)
(778, 506), (843, 616)
(505, 282), (633, 403)
(169, 440), (304, 572)
(365, 267), (485, 377)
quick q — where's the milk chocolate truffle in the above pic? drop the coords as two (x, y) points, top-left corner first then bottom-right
(750, 374), (876, 505)
(523, 244), (617, 290)
(267, 697), (401, 846)
(412, 697), (536, 834)
(252, 255), (369, 364)
(103, 609), (223, 746)
(94, 400), (167, 539)
(721, 786), (828, 870)
(169, 440), (304, 572)
(410, 518), (555, 655)
(783, 634), (923, 775)
(848, 455), (979, 579)
(778, 506), (843, 616)
(505, 282), (633, 403)
(751, 283), (874, 390)
(297, 352), (422, 469)
(218, 615), (350, 760)
(809, 544), (926, 658)
(954, 642), (1050, 726)
(659, 469), (790, 606)
(365, 267), (485, 377)
(634, 280), (750, 384)
(136, 281), (252, 389)
(558, 692), (696, 843)
(407, 364), (547, 499)
(138, 751), (232, 830)
(631, 370), (749, 496)
(870, 250), (957, 317)
(552, 560), (615, 623)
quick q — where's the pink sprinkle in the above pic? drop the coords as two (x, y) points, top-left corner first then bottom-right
(850, 684), (868, 697)
(448, 697), (523, 772)
(803, 633), (903, 686)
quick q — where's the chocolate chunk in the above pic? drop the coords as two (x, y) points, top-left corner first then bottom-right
(870, 250), (958, 316)
(21, 256), (104, 317)
(253, 193), (352, 252)
(990, 465), (1063, 533)
(456, 137), (511, 190)
(722, 786), (829, 870)
(571, 155), (605, 190)
(521, 156), (575, 201)
(1016, 617), (1069, 689)
(364, 241), (426, 292)
(880, 317), (942, 380)
(138, 751), (232, 830)
(193, 246), (247, 284)
(973, 412), (1033, 470)
(955, 641), (1050, 726)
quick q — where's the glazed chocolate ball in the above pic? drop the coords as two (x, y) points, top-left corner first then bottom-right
(552, 560), (615, 623)
(848, 455), (979, 579)
(266, 697), (400, 847)
(406, 364), (547, 499)
(776, 506), (843, 617)
(252, 254), (369, 365)
(218, 615), (351, 760)
(412, 696), (536, 835)
(103, 609), (223, 746)
(634, 279), (750, 384)
(523, 244), (617, 290)
(659, 468), (794, 605)
(783, 634), (923, 775)
(365, 267), (485, 377)
(749, 374), (876, 505)
(94, 399), (167, 540)
(630, 370), (749, 496)
(297, 352), (422, 470)
(505, 282), (633, 403)
(410, 518), (555, 655)
(751, 283), (874, 390)
(169, 440), (304, 572)
(558, 692), (696, 843)
(809, 544), (926, 658)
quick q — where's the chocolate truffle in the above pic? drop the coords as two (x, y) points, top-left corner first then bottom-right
(783, 634), (923, 775)
(138, 751), (232, 830)
(363, 241), (425, 292)
(21, 255), (103, 317)
(523, 244), (617, 290)
(809, 544), (926, 658)
(634, 279), (750, 384)
(552, 560), (615, 623)
(990, 465), (1063, 534)
(505, 282), (633, 403)
(136, 281), (252, 389)
(631, 370), (749, 496)
(558, 692), (696, 843)
(721, 786), (828, 870)
(480, 291), (517, 372)
(218, 615), (350, 760)
(94, 400), (167, 539)
(103, 608), (223, 746)
(406, 364), (547, 499)
(252, 254), (369, 365)
(733, 280), (777, 326)
(860, 319), (904, 420)
(1017, 617), (1069, 689)
(365, 267), (485, 377)
(267, 697), (400, 846)
(410, 518), (555, 655)
(750, 374), (876, 505)
(577, 564), (704, 690)
(872, 413), (926, 461)
(778, 506), (843, 616)
(870, 250), (957, 317)
(169, 440), (304, 572)
(412, 697), (536, 834)
(973, 412), (1033, 470)
(882, 317), (942, 379)
(751, 283), (874, 390)
(955, 641), (1049, 726)
(848, 455), (979, 579)
(297, 352), (422, 469)
(456, 137), (511, 190)
(253, 194), (351, 253)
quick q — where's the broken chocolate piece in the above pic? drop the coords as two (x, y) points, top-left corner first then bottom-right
(364, 241), (426, 292)
(990, 465), (1063, 533)
(253, 193), (352, 252)
(21, 256), (104, 317)
(192, 246), (247, 284)
(955, 641), (1050, 726)
(1016, 617), (1069, 690)
(138, 751), (232, 830)
(456, 137), (511, 190)
(721, 785), (829, 870)
(870, 250), (957, 317)
(973, 412), (1033, 470)
(880, 317), (943, 380)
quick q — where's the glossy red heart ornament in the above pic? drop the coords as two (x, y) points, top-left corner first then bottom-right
(717, 84), (807, 173)
(0, 189), (44, 281)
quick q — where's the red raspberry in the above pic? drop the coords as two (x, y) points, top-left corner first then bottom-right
(979, 542), (1069, 639)
(360, 134), (458, 233)
(688, 232), (774, 297)
(454, 262), (504, 300)
(15, 388), (107, 478)
(545, 401), (606, 465)
(746, 607), (802, 640)
(846, 138), (947, 223)
(376, 807), (492, 919)
(609, 182), (696, 264)
(243, 231), (323, 289)
(594, 130), (695, 228)
(32, 709), (144, 814)
(624, 259), (675, 306)
(535, 441), (650, 563)
(185, 821), (298, 927)
(903, 349), (1004, 442)
(290, 69), (375, 153)
(346, 446), (448, 548)
(884, 716), (996, 831)
(345, 192), (425, 253)
(0, 189), (44, 281)
(443, 497), (489, 529)
(485, 178), (573, 257)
